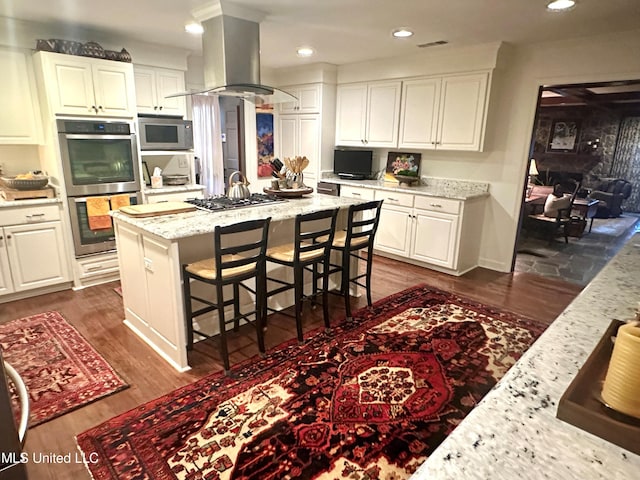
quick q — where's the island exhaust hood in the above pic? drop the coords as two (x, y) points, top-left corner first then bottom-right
(169, 9), (296, 105)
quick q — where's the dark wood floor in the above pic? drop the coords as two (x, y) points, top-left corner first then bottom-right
(1, 255), (582, 479)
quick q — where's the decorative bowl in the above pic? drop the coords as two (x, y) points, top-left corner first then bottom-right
(393, 174), (419, 186)
(0, 175), (49, 191)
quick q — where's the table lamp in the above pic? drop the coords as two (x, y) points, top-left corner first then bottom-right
(528, 159), (539, 185)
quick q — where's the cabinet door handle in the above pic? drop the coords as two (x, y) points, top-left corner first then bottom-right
(6, 234), (11, 239)
(98, 106), (103, 110)
(154, 106), (158, 110)
(92, 105), (98, 113)
(430, 203), (443, 208)
(159, 106), (163, 110)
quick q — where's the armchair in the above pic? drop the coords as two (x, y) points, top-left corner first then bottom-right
(527, 180), (580, 244)
(588, 178), (632, 218)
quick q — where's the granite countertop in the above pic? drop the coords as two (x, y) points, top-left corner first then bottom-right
(112, 195), (366, 241)
(143, 184), (207, 195)
(321, 175), (490, 201)
(412, 232), (640, 479)
(0, 197), (62, 208)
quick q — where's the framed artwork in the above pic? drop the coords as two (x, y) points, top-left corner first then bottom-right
(547, 120), (581, 153)
(256, 107), (274, 178)
(141, 160), (151, 186)
(384, 152), (421, 182)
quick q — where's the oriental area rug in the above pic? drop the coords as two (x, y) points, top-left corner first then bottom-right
(77, 285), (546, 480)
(0, 311), (128, 427)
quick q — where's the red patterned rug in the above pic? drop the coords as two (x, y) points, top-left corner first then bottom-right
(77, 285), (546, 480)
(0, 311), (128, 427)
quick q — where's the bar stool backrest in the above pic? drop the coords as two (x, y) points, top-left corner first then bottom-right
(214, 218), (271, 282)
(344, 200), (383, 251)
(294, 208), (339, 263)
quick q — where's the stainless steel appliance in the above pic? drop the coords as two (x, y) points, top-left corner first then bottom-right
(0, 350), (29, 480)
(57, 119), (140, 196)
(57, 119), (142, 257)
(67, 192), (141, 256)
(186, 194), (285, 212)
(138, 116), (193, 151)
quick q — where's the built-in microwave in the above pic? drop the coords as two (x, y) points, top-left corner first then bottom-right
(138, 116), (194, 151)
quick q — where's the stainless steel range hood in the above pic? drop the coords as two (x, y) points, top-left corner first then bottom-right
(170, 9), (296, 105)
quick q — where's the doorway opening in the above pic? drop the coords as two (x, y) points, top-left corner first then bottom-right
(513, 79), (640, 285)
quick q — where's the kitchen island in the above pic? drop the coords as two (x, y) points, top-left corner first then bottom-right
(412, 231), (640, 479)
(111, 195), (368, 371)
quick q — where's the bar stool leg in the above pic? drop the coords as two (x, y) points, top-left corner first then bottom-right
(322, 259), (331, 330)
(182, 269), (194, 350)
(294, 265), (305, 343)
(365, 250), (373, 306)
(233, 283), (240, 331)
(256, 268), (267, 355)
(216, 282), (230, 372)
(342, 250), (352, 320)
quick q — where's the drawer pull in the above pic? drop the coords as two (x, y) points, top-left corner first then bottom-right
(429, 203), (443, 208)
(26, 213), (46, 219)
(85, 265), (103, 272)
(352, 192), (361, 196)
(317, 187), (334, 192)
(388, 197), (399, 202)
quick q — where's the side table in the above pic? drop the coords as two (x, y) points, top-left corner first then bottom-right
(572, 198), (599, 233)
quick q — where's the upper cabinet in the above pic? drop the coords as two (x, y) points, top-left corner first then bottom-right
(335, 81), (401, 147)
(134, 66), (186, 117)
(0, 48), (42, 144)
(278, 84), (321, 114)
(399, 72), (490, 151)
(34, 51), (136, 117)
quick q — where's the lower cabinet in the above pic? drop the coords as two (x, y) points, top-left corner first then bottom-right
(0, 221), (70, 294)
(372, 188), (484, 275)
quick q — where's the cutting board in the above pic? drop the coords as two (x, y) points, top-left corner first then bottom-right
(119, 201), (197, 217)
(1, 187), (55, 201)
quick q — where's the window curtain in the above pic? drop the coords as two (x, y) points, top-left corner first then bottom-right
(192, 95), (224, 195)
(610, 116), (640, 212)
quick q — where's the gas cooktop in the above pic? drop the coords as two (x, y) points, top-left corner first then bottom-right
(186, 193), (286, 212)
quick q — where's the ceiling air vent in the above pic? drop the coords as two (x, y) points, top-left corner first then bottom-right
(417, 40), (449, 48)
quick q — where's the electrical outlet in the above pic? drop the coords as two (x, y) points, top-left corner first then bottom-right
(144, 257), (153, 272)
(178, 158), (188, 168)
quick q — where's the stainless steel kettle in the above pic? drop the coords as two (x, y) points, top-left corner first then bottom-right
(228, 171), (251, 200)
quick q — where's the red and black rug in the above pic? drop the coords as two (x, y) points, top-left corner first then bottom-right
(0, 311), (128, 427)
(77, 285), (546, 480)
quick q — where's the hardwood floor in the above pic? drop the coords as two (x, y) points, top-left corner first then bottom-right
(1, 256), (582, 479)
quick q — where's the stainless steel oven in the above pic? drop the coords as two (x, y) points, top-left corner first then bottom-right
(57, 119), (140, 196)
(67, 192), (141, 257)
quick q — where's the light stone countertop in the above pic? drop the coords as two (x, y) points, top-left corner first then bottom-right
(111, 195), (366, 241)
(143, 184), (207, 195)
(320, 174), (490, 201)
(0, 197), (62, 208)
(412, 231), (640, 479)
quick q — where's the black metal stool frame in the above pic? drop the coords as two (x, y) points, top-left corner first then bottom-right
(182, 217), (271, 373)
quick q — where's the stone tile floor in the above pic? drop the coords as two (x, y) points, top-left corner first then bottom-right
(515, 213), (640, 286)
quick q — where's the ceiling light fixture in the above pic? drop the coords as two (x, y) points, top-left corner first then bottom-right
(392, 28), (414, 38)
(546, 0), (576, 11)
(184, 22), (204, 35)
(296, 47), (314, 57)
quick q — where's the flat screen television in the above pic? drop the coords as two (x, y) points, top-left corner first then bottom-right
(333, 149), (373, 180)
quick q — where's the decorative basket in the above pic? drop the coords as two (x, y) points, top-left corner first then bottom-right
(54, 39), (83, 55)
(0, 175), (49, 191)
(80, 41), (106, 58)
(35, 39), (56, 52)
(104, 50), (120, 61)
(117, 48), (132, 63)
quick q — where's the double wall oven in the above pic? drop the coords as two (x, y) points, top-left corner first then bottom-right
(57, 119), (141, 257)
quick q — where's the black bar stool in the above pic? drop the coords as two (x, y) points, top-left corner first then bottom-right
(182, 217), (271, 373)
(265, 208), (338, 343)
(326, 200), (383, 320)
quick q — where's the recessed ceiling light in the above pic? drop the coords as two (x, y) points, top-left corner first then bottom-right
(392, 28), (414, 38)
(547, 0), (576, 11)
(184, 22), (204, 35)
(296, 47), (314, 57)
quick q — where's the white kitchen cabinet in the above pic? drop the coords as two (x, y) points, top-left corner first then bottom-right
(278, 84), (321, 114)
(339, 185), (375, 201)
(399, 72), (489, 151)
(0, 204), (71, 300)
(134, 66), (186, 116)
(1, 221), (69, 293)
(277, 114), (320, 188)
(371, 188), (485, 274)
(335, 81), (401, 147)
(34, 51), (136, 117)
(0, 48), (43, 144)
